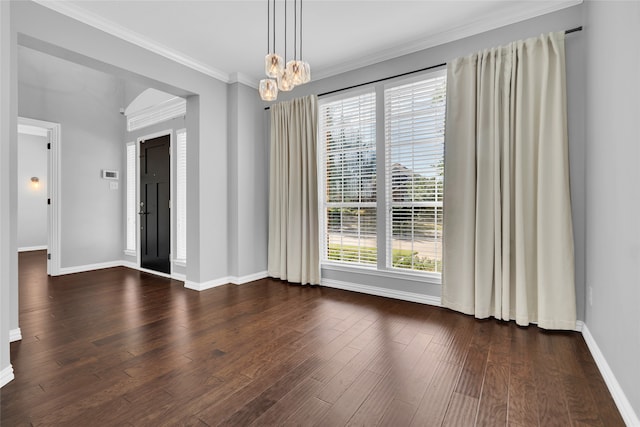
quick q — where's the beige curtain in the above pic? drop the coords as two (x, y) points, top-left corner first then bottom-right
(267, 95), (320, 285)
(442, 32), (576, 330)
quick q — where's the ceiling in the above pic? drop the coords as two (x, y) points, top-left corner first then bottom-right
(36, 0), (581, 87)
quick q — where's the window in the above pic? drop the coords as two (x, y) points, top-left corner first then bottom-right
(385, 73), (446, 273)
(320, 92), (377, 266)
(319, 70), (446, 276)
(175, 128), (187, 263)
(125, 142), (136, 254)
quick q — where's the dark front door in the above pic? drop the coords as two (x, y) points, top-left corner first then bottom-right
(140, 135), (171, 274)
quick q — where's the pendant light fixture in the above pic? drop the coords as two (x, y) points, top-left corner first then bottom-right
(259, 0), (311, 101)
(260, 0), (279, 100)
(286, 0), (310, 85)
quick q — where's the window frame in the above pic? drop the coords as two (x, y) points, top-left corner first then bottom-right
(384, 70), (446, 278)
(125, 141), (137, 256)
(174, 128), (187, 265)
(318, 88), (378, 269)
(318, 69), (446, 284)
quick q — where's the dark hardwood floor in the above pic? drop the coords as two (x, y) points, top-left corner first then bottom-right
(1, 250), (624, 426)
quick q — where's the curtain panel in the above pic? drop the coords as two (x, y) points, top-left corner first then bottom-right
(442, 32), (576, 330)
(267, 95), (320, 285)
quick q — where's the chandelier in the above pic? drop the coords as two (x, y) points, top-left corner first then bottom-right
(259, 0), (311, 101)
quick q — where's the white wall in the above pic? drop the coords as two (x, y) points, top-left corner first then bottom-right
(584, 1), (640, 421)
(227, 82), (269, 281)
(0, 0), (14, 389)
(17, 132), (47, 250)
(10, 0), (229, 287)
(18, 46), (125, 268)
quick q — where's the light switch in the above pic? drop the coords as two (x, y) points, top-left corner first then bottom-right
(110, 181), (118, 190)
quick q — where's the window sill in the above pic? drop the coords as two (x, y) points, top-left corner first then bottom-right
(321, 262), (442, 286)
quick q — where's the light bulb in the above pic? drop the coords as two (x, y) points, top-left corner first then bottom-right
(278, 69), (295, 92)
(265, 53), (284, 78)
(259, 79), (278, 101)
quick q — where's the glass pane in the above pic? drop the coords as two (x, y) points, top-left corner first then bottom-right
(325, 207), (376, 265)
(390, 206), (442, 272)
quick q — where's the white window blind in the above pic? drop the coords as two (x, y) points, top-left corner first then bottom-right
(320, 92), (377, 266)
(175, 128), (187, 262)
(125, 143), (136, 253)
(385, 72), (446, 273)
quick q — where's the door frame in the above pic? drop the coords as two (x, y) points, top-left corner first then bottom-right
(136, 129), (174, 277)
(17, 117), (61, 276)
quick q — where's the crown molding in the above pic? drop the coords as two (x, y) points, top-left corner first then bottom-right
(33, 0), (581, 88)
(312, 0), (582, 81)
(33, 0), (230, 83)
(127, 96), (186, 132)
(229, 72), (259, 89)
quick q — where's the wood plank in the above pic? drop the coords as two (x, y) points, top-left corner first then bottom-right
(410, 361), (463, 426)
(282, 397), (331, 426)
(442, 392), (479, 427)
(317, 369), (383, 427)
(2, 251), (625, 426)
(379, 398), (417, 426)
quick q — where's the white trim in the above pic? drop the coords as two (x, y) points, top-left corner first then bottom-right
(9, 328), (22, 342)
(136, 129), (173, 276)
(311, 1), (583, 81)
(33, 0), (580, 87)
(321, 278), (441, 307)
(574, 320), (584, 332)
(57, 261), (123, 276)
(171, 272), (186, 282)
(136, 266), (173, 279)
(121, 260), (183, 281)
(229, 72), (258, 89)
(18, 123), (48, 137)
(581, 324), (640, 427)
(121, 260), (137, 270)
(18, 117), (61, 277)
(230, 271), (268, 285)
(173, 259), (187, 267)
(123, 249), (136, 257)
(32, 1), (229, 83)
(0, 365), (14, 389)
(126, 97), (186, 132)
(18, 245), (47, 252)
(185, 277), (232, 292)
(322, 262), (442, 285)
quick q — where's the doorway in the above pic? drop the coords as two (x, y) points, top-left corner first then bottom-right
(139, 134), (171, 274)
(17, 117), (60, 276)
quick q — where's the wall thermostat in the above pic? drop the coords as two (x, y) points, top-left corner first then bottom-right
(102, 170), (119, 180)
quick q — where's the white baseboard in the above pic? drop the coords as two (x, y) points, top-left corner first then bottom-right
(18, 245), (47, 252)
(9, 328), (22, 342)
(58, 260), (123, 275)
(121, 260), (137, 270)
(185, 277), (232, 291)
(185, 271), (268, 291)
(230, 271), (268, 285)
(581, 324), (640, 427)
(321, 278), (442, 307)
(0, 365), (14, 388)
(172, 272), (186, 282)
